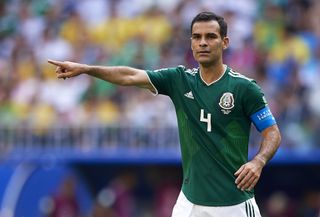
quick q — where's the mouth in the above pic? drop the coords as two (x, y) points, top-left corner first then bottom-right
(197, 51), (210, 54)
(197, 51), (210, 57)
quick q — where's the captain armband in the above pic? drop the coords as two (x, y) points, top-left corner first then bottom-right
(250, 106), (276, 132)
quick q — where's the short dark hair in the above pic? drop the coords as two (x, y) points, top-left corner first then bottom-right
(190, 12), (228, 38)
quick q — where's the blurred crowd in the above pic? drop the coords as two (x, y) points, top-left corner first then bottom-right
(1, 0), (320, 150)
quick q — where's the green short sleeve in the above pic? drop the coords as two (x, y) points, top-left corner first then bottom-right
(146, 66), (185, 96)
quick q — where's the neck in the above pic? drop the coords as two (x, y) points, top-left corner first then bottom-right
(199, 63), (226, 84)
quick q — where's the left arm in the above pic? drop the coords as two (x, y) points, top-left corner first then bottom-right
(234, 124), (281, 191)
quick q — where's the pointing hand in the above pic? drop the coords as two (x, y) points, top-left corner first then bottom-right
(47, 59), (89, 79)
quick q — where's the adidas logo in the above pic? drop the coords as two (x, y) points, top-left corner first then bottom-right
(184, 91), (194, 99)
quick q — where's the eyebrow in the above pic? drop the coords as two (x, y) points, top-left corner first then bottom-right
(191, 32), (219, 37)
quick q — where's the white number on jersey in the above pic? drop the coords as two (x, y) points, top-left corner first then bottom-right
(200, 109), (212, 132)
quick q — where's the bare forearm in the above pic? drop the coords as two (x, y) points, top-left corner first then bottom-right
(86, 65), (145, 86)
(254, 125), (281, 166)
(235, 125), (281, 191)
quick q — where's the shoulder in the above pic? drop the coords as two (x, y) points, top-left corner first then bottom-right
(182, 66), (198, 76)
(151, 65), (186, 73)
(227, 68), (254, 83)
(226, 67), (260, 88)
(165, 65), (198, 75)
(225, 67), (265, 98)
(161, 65), (199, 77)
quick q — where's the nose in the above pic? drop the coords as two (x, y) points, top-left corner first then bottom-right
(199, 37), (208, 47)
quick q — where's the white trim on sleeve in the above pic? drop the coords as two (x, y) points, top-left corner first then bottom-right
(144, 70), (158, 96)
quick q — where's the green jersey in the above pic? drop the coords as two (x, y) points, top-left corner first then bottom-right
(146, 65), (267, 206)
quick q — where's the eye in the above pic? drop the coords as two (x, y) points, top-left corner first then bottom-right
(206, 33), (217, 40)
(191, 34), (201, 40)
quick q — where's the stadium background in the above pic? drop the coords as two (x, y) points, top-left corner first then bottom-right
(0, 0), (320, 216)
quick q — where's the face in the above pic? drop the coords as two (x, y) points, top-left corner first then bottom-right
(191, 20), (229, 67)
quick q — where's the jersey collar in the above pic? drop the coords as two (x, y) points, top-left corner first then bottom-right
(199, 64), (228, 86)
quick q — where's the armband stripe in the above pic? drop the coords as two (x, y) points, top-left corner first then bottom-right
(250, 106), (276, 132)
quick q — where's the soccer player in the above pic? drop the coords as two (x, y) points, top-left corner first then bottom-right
(48, 12), (281, 217)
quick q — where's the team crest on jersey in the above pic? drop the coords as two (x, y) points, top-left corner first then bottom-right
(219, 92), (234, 114)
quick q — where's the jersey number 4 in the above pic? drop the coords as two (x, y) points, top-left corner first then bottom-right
(200, 109), (212, 132)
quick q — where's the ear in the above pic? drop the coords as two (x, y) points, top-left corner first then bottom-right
(222, 37), (229, 50)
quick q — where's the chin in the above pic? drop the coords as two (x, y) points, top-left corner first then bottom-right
(198, 59), (213, 66)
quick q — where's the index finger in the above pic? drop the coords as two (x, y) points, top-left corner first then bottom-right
(47, 59), (65, 67)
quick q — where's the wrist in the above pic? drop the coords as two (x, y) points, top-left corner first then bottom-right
(83, 64), (92, 74)
(254, 155), (267, 167)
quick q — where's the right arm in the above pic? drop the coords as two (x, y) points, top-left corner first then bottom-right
(47, 60), (154, 91)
